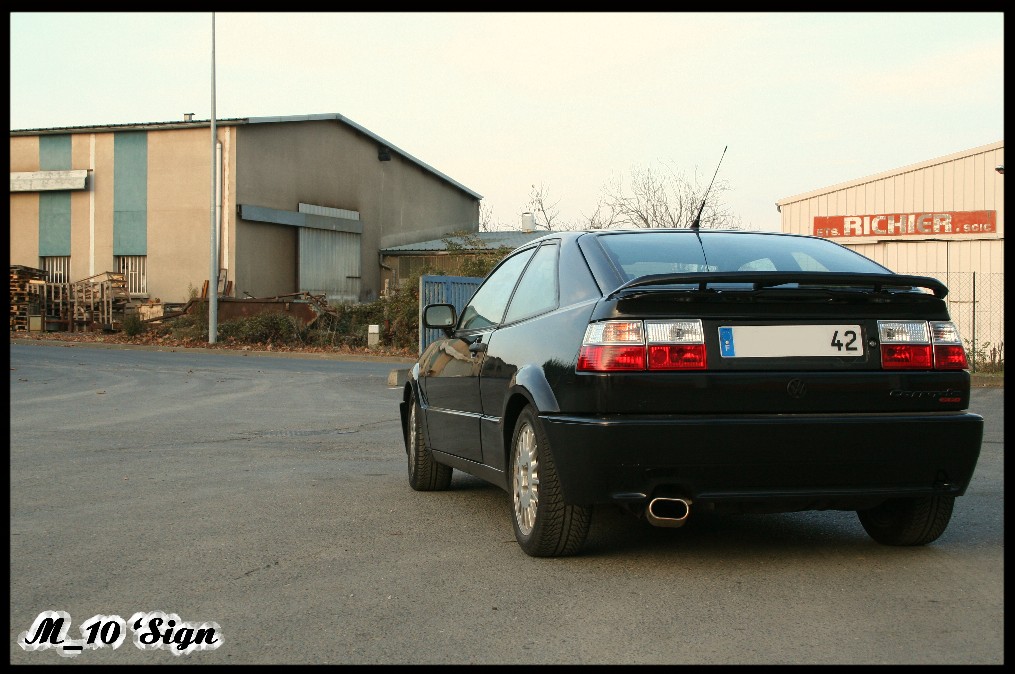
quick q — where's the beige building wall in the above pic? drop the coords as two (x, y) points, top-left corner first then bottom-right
(11, 128), (233, 302)
(148, 127), (223, 301)
(777, 140), (1004, 352)
(12, 115), (480, 306)
(66, 134), (114, 283)
(777, 140), (1003, 270)
(68, 134), (92, 280)
(9, 136), (41, 266)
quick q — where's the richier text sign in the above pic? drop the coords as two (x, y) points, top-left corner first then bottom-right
(813, 211), (996, 238)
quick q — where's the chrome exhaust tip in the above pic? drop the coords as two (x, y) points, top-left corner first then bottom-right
(646, 497), (692, 528)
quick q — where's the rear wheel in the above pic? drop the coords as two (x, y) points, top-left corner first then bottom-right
(406, 392), (452, 491)
(510, 406), (591, 557)
(857, 495), (955, 546)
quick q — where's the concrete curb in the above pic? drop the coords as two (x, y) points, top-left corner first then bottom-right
(387, 368), (410, 388)
(9, 336), (417, 365)
(971, 376), (1005, 388)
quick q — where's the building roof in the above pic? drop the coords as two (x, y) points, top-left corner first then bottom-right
(775, 140), (1004, 209)
(380, 231), (546, 254)
(10, 113), (483, 201)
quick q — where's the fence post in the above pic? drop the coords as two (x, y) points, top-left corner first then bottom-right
(970, 271), (977, 372)
(418, 275), (425, 356)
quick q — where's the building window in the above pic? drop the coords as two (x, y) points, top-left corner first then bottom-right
(40, 256), (71, 284)
(115, 255), (147, 295)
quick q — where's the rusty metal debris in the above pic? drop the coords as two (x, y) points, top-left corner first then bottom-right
(10, 264), (343, 335)
(155, 291), (341, 330)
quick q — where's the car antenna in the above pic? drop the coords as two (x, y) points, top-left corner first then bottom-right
(690, 145), (727, 231)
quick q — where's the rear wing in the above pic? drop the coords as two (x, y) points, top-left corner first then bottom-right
(607, 271), (948, 300)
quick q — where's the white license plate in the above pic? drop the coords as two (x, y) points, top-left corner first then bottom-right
(717, 325), (864, 358)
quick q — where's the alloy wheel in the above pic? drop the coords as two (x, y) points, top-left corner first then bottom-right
(512, 421), (540, 536)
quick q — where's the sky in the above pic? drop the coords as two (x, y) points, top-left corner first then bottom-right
(9, 12), (1005, 232)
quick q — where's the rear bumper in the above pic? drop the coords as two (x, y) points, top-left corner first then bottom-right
(541, 411), (984, 510)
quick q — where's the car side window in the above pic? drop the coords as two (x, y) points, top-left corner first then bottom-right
(504, 242), (558, 324)
(458, 248), (535, 330)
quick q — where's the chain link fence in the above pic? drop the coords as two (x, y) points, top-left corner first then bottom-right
(918, 271), (1004, 373)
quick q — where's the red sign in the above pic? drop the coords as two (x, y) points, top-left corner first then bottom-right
(813, 211), (996, 238)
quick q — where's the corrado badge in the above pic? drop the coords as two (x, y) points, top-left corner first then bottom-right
(889, 388), (963, 403)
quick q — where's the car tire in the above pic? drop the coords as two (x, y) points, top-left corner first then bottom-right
(407, 391), (452, 491)
(509, 405), (591, 557)
(856, 495), (955, 546)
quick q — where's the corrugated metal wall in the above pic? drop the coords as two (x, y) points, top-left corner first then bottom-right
(777, 141), (1004, 357)
(778, 141), (1003, 266)
(298, 228), (361, 304)
(297, 202), (362, 304)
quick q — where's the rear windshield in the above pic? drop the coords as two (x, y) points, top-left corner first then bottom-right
(596, 231), (891, 282)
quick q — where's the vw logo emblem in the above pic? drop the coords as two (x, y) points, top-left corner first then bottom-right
(787, 379), (807, 398)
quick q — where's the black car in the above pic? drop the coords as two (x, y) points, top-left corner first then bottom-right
(399, 229), (983, 557)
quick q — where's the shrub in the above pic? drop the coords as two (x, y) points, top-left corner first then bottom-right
(227, 312), (306, 345)
(965, 339), (1004, 374)
(122, 312), (144, 337)
(168, 308), (209, 341)
(381, 272), (428, 350)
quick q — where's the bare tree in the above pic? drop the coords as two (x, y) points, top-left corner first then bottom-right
(575, 197), (622, 230)
(524, 183), (617, 231)
(525, 183), (562, 231)
(601, 160), (743, 230)
(520, 159), (744, 233)
(480, 201), (515, 232)
(479, 202), (496, 232)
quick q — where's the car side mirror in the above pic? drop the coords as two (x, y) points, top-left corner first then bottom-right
(423, 304), (457, 335)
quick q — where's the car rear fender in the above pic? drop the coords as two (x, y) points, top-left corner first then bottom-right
(512, 364), (560, 413)
(496, 364), (560, 471)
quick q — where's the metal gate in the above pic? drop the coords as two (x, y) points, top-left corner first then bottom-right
(418, 274), (483, 354)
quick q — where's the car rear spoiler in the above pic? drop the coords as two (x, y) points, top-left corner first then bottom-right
(607, 271), (948, 300)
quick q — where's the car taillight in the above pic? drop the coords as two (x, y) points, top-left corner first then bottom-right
(930, 321), (969, 370)
(577, 321), (645, 371)
(577, 319), (706, 372)
(645, 320), (706, 370)
(877, 320), (968, 370)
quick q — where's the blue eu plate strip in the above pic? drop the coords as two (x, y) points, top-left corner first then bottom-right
(719, 327), (735, 357)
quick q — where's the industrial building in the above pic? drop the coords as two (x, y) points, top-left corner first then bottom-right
(10, 113), (482, 305)
(9, 114), (1003, 367)
(776, 140), (1004, 362)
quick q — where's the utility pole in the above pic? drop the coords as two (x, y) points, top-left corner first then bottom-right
(208, 12), (219, 344)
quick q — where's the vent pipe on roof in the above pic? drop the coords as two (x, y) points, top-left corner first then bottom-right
(184, 112), (195, 122)
(521, 212), (535, 232)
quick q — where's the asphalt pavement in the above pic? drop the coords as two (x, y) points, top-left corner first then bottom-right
(9, 338), (1005, 664)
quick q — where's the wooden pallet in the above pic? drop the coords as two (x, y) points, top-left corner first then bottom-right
(9, 266), (46, 332)
(70, 271), (134, 331)
(9, 267), (139, 333)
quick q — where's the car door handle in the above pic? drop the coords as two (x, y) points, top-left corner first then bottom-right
(469, 341), (488, 355)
